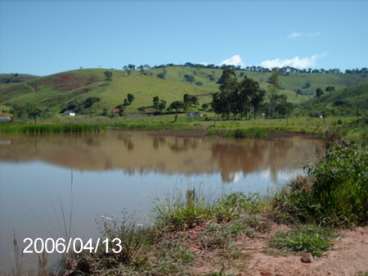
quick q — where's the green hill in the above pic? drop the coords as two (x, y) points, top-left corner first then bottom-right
(1, 65), (368, 117)
(301, 84), (368, 116)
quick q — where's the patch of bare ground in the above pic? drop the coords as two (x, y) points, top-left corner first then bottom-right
(217, 225), (368, 276)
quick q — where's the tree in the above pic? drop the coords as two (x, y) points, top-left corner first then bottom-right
(237, 76), (266, 118)
(183, 94), (198, 111)
(201, 103), (209, 111)
(267, 94), (293, 118)
(122, 94), (135, 106)
(316, 88), (324, 98)
(212, 70), (265, 119)
(24, 105), (43, 123)
(153, 96), (160, 109)
(217, 67), (237, 85)
(213, 68), (238, 117)
(184, 74), (195, 83)
(268, 70), (280, 88)
(158, 100), (167, 113)
(325, 86), (335, 92)
(127, 93), (135, 104)
(104, 70), (112, 81)
(83, 97), (100, 109)
(127, 64), (136, 71)
(152, 96), (166, 113)
(168, 101), (184, 113)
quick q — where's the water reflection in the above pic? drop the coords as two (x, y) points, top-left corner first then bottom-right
(0, 131), (324, 183)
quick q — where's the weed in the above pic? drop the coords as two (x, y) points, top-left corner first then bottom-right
(270, 225), (335, 257)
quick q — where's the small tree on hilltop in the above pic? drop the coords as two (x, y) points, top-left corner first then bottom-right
(316, 88), (324, 98)
(104, 70), (112, 81)
(127, 93), (135, 104)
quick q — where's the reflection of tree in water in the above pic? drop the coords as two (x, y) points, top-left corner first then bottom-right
(268, 139), (294, 184)
(83, 136), (100, 146)
(167, 137), (198, 153)
(117, 134), (135, 151)
(211, 139), (294, 183)
(152, 136), (166, 150)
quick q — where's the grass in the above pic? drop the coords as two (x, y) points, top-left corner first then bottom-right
(0, 115), (359, 141)
(270, 225), (335, 257)
(0, 122), (105, 134)
(154, 191), (267, 231)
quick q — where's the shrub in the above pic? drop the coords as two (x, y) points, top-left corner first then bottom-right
(308, 143), (368, 225)
(272, 144), (368, 226)
(270, 225), (335, 257)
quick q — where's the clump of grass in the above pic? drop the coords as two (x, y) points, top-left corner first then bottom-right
(100, 216), (154, 265)
(154, 190), (212, 231)
(272, 143), (368, 227)
(213, 193), (267, 222)
(270, 225), (335, 257)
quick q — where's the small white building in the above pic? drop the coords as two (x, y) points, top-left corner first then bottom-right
(186, 112), (202, 118)
(63, 110), (76, 117)
(0, 115), (12, 123)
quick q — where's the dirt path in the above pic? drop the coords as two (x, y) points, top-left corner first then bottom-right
(246, 226), (368, 276)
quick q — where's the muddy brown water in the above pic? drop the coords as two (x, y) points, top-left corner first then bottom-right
(0, 131), (324, 272)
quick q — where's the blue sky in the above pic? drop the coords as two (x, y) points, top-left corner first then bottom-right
(0, 0), (367, 75)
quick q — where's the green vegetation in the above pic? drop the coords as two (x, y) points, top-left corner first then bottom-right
(0, 123), (104, 134)
(270, 225), (335, 257)
(272, 143), (368, 226)
(154, 192), (266, 231)
(212, 68), (266, 118)
(300, 84), (368, 117)
(1, 65), (367, 119)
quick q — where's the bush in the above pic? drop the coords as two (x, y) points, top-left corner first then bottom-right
(270, 225), (335, 257)
(272, 144), (368, 226)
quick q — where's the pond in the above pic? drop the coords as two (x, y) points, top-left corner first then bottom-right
(0, 131), (324, 272)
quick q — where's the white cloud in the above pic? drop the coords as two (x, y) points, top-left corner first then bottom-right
(288, 32), (321, 39)
(260, 54), (322, 69)
(221, 54), (244, 67)
(288, 32), (302, 39)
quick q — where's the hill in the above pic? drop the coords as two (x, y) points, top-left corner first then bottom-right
(0, 73), (38, 84)
(300, 84), (368, 116)
(1, 65), (368, 117)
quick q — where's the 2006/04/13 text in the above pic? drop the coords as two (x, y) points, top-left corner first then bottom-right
(23, 238), (123, 254)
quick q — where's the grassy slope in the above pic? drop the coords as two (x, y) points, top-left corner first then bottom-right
(1, 66), (368, 115)
(301, 83), (368, 116)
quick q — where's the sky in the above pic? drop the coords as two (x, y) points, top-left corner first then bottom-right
(0, 0), (367, 75)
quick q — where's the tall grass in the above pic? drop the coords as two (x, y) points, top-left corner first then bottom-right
(0, 123), (105, 134)
(154, 191), (267, 231)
